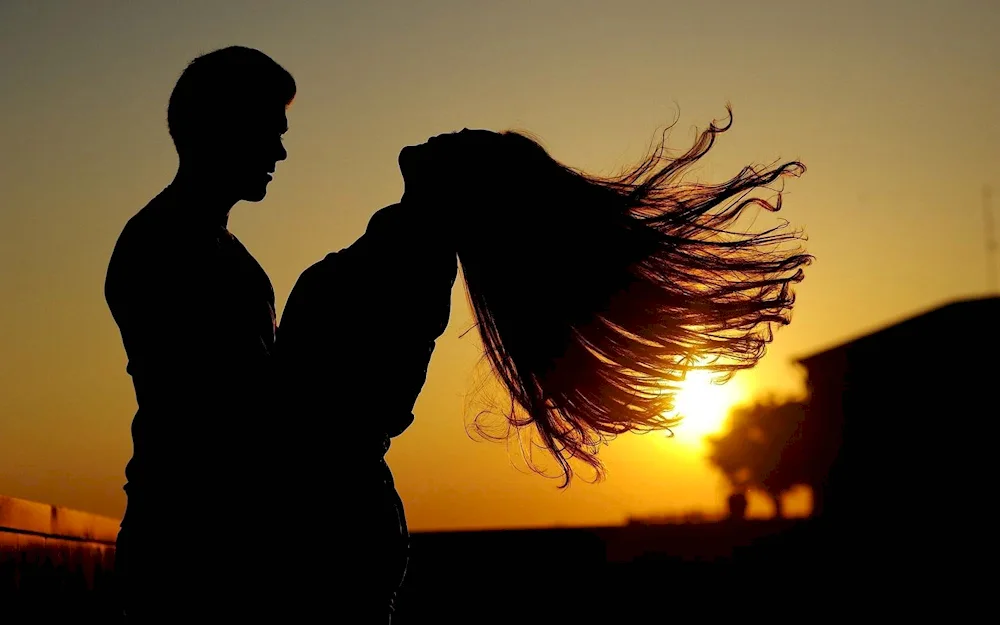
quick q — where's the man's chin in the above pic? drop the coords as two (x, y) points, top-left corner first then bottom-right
(241, 185), (270, 203)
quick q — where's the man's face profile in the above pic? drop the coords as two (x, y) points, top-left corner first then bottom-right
(167, 47), (295, 205)
(209, 106), (289, 203)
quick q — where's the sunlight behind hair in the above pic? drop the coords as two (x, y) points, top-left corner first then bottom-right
(460, 109), (810, 486)
(670, 369), (746, 449)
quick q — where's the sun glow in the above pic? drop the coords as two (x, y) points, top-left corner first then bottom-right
(670, 369), (745, 447)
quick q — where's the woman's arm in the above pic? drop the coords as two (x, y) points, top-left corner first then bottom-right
(275, 202), (458, 443)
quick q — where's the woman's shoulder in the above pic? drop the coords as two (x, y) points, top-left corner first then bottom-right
(366, 203), (406, 228)
(365, 203), (434, 241)
(290, 251), (345, 293)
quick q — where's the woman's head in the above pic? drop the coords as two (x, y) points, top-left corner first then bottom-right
(398, 129), (572, 205)
(404, 109), (812, 487)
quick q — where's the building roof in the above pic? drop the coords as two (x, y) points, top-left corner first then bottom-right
(795, 295), (1000, 367)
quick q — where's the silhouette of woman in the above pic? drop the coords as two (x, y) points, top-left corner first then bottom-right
(275, 108), (811, 620)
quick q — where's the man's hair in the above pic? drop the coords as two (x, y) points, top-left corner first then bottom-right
(167, 46), (296, 156)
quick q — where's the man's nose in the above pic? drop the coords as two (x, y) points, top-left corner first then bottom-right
(276, 141), (287, 162)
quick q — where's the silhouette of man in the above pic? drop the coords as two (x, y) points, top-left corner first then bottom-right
(105, 47), (294, 620)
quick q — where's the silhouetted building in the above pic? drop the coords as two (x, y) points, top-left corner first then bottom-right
(797, 296), (999, 525)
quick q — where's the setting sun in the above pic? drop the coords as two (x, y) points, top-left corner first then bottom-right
(670, 370), (745, 446)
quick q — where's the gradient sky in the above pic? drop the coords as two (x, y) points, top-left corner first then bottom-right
(1, 0), (996, 531)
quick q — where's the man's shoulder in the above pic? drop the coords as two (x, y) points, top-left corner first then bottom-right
(106, 195), (192, 294)
(112, 196), (168, 255)
(123, 192), (187, 242)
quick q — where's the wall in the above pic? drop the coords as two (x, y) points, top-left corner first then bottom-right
(0, 495), (119, 617)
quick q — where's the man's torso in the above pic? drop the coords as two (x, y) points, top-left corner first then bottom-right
(106, 191), (276, 527)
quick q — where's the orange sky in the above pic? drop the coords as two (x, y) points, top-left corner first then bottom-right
(1, 0), (997, 531)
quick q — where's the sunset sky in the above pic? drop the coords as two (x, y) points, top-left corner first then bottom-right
(1, 0), (996, 531)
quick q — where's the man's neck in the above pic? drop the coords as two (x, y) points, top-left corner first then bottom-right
(166, 169), (239, 230)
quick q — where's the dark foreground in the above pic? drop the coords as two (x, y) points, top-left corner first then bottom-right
(5, 515), (954, 621)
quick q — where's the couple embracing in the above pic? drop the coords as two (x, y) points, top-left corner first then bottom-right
(106, 46), (810, 621)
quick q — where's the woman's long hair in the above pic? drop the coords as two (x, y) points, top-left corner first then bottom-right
(455, 106), (812, 486)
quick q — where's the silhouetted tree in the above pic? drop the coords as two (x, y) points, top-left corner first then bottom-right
(707, 399), (809, 518)
(727, 491), (748, 521)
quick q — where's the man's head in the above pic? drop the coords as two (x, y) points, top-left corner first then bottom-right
(168, 46), (295, 202)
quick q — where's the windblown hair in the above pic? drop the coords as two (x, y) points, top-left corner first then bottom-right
(456, 107), (812, 486)
(168, 46), (296, 156)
